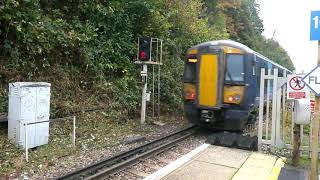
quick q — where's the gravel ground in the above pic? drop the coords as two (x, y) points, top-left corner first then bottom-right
(101, 120), (259, 180)
(108, 133), (207, 180)
(8, 117), (190, 180)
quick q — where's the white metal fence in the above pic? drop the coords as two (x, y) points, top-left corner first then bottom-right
(257, 68), (319, 156)
(22, 116), (76, 162)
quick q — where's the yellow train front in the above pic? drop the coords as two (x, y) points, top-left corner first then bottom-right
(183, 40), (288, 131)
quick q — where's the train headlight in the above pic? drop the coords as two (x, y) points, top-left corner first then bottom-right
(227, 94), (241, 103)
(224, 86), (244, 104)
(184, 83), (196, 100)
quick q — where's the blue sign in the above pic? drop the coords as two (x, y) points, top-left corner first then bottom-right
(311, 11), (320, 40)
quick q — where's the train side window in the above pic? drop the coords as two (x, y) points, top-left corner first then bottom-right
(252, 57), (256, 76)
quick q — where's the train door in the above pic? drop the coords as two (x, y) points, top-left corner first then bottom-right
(197, 47), (224, 108)
(244, 54), (257, 109)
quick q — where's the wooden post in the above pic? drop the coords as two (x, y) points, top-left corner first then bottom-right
(292, 123), (301, 166)
(72, 116), (76, 147)
(310, 40), (320, 180)
(292, 100), (301, 167)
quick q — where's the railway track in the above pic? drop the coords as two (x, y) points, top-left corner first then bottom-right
(57, 125), (198, 180)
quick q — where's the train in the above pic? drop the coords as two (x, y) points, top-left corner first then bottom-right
(183, 40), (291, 131)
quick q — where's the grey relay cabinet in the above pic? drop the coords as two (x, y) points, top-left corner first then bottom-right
(8, 82), (51, 149)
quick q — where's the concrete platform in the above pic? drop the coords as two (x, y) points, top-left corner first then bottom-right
(278, 167), (310, 180)
(144, 144), (286, 180)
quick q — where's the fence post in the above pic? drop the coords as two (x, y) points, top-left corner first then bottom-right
(266, 69), (271, 141)
(271, 69), (278, 146)
(275, 72), (286, 148)
(25, 123), (28, 162)
(72, 116), (76, 147)
(258, 68), (265, 149)
(292, 122), (301, 166)
(282, 71), (287, 144)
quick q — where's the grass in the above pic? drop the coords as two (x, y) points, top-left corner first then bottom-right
(261, 103), (320, 173)
(286, 155), (320, 172)
(276, 104), (320, 173)
(0, 123), (22, 177)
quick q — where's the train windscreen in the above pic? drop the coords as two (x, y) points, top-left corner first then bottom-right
(225, 54), (244, 83)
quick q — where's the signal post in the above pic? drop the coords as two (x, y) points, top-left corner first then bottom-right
(141, 64), (148, 124)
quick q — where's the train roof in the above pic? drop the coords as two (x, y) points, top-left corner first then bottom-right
(191, 40), (292, 73)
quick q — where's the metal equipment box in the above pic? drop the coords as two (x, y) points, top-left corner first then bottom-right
(294, 98), (311, 125)
(8, 82), (51, 149)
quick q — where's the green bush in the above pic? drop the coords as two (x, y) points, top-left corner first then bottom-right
(0, 0), (294, 118)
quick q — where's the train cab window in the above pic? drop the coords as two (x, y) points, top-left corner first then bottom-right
(225, 54), (244, 83)
(252, 56), (256, 76)
(183, 62), (196, 82)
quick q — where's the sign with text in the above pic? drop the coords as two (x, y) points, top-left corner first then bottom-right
(302, 66), (320, 96)
(310, 11), (320, 40)
(287, 75), (310, 100)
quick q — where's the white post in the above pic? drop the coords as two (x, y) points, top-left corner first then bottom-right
(25, 123), (28, 162)
(275, 84), (282, 147)
(300, 125), (304, 156)
(282, 71), (287, 143)
(258, 68), (265, 148)
(141, 64), (148, 124)
(266, 69), (271, 140)
(73, 116), (76, 147)
(271, 68), (278, 146)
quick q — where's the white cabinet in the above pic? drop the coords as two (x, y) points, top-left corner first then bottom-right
(8, 82), (51, 149)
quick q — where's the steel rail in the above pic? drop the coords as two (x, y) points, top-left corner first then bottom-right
(86, 132), (193, 180)
(57, 125), (197, 180)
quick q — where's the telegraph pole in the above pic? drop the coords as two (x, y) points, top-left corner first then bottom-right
(303, 11), (320, 179)
(310, 40), (320, 180)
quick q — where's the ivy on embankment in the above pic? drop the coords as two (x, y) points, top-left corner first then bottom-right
(0, 0), (293, 118)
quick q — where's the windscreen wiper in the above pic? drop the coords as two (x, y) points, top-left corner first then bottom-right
(226, 69), (235, 84)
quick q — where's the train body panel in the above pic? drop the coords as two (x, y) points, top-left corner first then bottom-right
(198, 54), (219, 107)
(183, 40), (290, 131)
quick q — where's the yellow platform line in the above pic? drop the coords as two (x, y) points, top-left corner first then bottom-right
(269, 157), (286, 180)
(231, 153), (286, 180)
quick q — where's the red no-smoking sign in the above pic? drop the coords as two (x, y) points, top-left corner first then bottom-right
(287, 75), (309, 100)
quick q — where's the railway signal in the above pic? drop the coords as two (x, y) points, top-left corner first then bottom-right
(135, 38), (163, 125)
(138, 37), (151, 61)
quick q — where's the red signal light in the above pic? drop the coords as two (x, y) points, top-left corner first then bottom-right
(139, 51), (147, 60)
